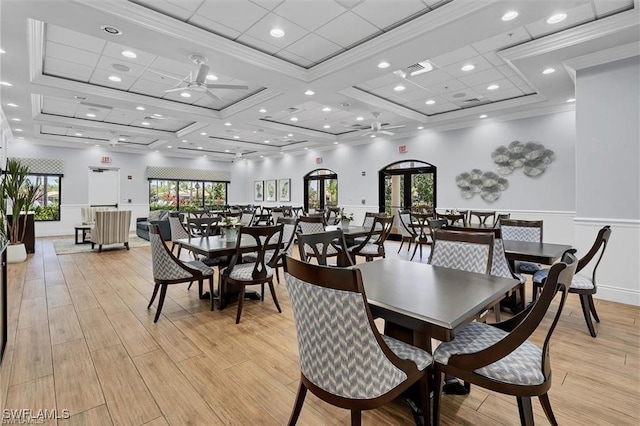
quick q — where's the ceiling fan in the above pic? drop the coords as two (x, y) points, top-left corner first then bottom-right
(354, 112), (406, 136)
(153, 55), (249, 101)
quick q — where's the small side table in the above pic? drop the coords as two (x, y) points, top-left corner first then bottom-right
(74, 226), (92, 244)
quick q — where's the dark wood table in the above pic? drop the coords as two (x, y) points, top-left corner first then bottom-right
(74, 225), (92, 244)
(356, 259), (518, 350)
(503, 240), (572, 264)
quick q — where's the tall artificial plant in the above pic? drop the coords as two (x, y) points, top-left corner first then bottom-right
(2, 159), (41, 245)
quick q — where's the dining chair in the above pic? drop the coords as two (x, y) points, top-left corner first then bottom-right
(436, 211), (467, 226)
(296, 229), (353, 267)
(396, 210), (417, 254)
(90, 210), (132, 252)
(244, 217), (299, 283)
(187, 216), (220, 237)
(147, 224), (214, 322)
(271, 208), (285, 224)
(432, 251), (578, 426)
(410, 215), (443, 261)
(325, 206), (342, 225)
(285, 257), (432, 426)
(469, 210), (496, 226)
(429, 229), (494, 274)
(500, 219), (544, 275)
(241, 210), (255, 226)
(218, 224), (284, 323)
(532, 226), (612, 337)
(298, 215), (325, 233)
(168, 212), (191, 257)
(348, 216), (394, 262)
(353, 212), (384, 245)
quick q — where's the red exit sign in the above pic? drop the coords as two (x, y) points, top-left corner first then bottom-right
(399, 145), (408, 154)
(101, 156), (111, 163)
(316, 157), (323, 164)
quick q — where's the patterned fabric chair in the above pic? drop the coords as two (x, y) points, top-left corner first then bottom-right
(410, 214), (443, 261)
(81, 206), (112, 225)
(500, 219), (543, 274)
(532, 226), (612, 337)
(169, 212), (191, 257)
(147, 224), (214, 322)
(325, 206), (342, 225)
(469, 210), (496, 226)
(218, 224), (284, 324)
(90, 210), (132, 252)
(298, 216), (332, 260)
(396, 210), (417, 254)
(348, 216), (394, 262)
(353, 212), (383, 245)
(285, 257), (432, 426)
(432, 251), (578, 426)
(428, 229), (494, 274)
(244, 217), (299, 282)
(297, 230), (353, 267)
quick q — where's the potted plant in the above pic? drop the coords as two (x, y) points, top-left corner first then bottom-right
(1, 159), (41, 263)
(340, 212), (354, 229)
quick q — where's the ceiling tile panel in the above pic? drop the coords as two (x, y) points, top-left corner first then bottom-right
(195, 0), (269, 33)
(525, 3), (595, 38)
(284, 33), (343, 63)
(507, 75), (527, 87)
(249, 0), (285, 11)
(129, 79), (173, 97)
(471, 27), (531, 53)
(429, 45), (479, 68)
(315, 11), (381, 48)
(187, 14), (243, 38)
(46, 24), (106, 53)
(519, 85), (536, 95)
(458, 68), (505, 87)
(593, 0), (634, 17)
(165, 0), (204, 13)
(46, 41), (101, 67)
(485, 86), (524, 102)
(440, 56), (493, 79)
(272, 0), (346, 31)
(148, 57), (193, 78)
(482, 51), (507, 67)
(352, 0), (426, 30)
(242, 13), (308, 49)
(95, 56), (147, 78)
(496, 64), (517, 78)
(132, 0), (194, 20)
(274, 50), (314, 67)
(89, 69), (137, 90)
(102, 42), (158, 66)
(42, 97), (79, 116)
(408, 69), (452, 87)
(236, 34), (282, 55)
(424, 79), (466, 95)
(44, 57), (94, 81)
(471, 78), (515, 95)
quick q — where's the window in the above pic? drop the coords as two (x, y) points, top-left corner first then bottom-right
(27, 174), (61, 221)
(148, 179), (228, 211)
(303, 169), (338, 213)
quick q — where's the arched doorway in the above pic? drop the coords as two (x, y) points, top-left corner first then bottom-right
(304, 168), (338, 213)
(378, 160), (437, 233)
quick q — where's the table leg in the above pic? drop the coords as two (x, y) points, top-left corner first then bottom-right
(75, 229), (80, 245)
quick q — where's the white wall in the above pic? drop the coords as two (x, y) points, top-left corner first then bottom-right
(575, 56), (640, 305)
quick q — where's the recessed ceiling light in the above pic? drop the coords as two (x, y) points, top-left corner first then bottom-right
(14, 128), (23, 132)
(264, 140), (270, 143)
(75, 132), (83, 136)
(0, 81), (13, 86)
(180, 92), (191, 98)
(197, 146), (203, 150)
(378, 61), (390, 69)
(259, 108), (267, 113)
(304, 147), (309, 150)
(487, 84), (500, 90)
(425, 100), (435, 105)
(233, 136), (240, 139)
(566, 98), (576, 103)
(323, 124), (331, 129)
(547, 13), (567, 24)
(479, 114), (488, 118)
(121, 50), (137, 59)
(356, 116), (364, 121)
(224, 122), (232, 126)
(417, 126), (424, 130)
(225, 149), (230, 152)
(461, 64), (475, 72)
(288, 133), (293, 137)
(260, 155), (264, 158)
(6, 103), (17, 107)
(0, 48), (5, 54)
(200, 132), (207, 135)
(502, 11), (518, 21)
(334, 141), (338, 145)
(11, 118), (21, 121)
(542, 68), (556, 75)
(304, 90), (315, 96)
(85, 113), (96, 118)
(270, 28), (285, 38)
(136, 106), (145, 111)
(17, 136), (24, 140)
(290, 117), (298, 122)
(322, 107), (332, 112)
(101, 25), (122, 35)
(108, 75), (122, 82)
(95, 144), (100, 147)
(182, 139), (187, 143)
(118, 137), (125, 141)
(394, 85), (406, 91)
(167, 145), (172, 148)
(206, 74), (218, 81)
(142, 121), (150, 126)
(370, 135), (376, 138)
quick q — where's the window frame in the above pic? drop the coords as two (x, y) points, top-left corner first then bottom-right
(148, 178), (229, 211)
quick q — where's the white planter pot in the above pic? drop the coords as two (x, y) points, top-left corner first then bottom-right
(341, 220), (351, 229)
(224, 228), (238, 242)
(7, 243), (27, 263)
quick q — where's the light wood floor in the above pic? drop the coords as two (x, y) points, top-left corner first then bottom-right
(0, 238), (638, 425)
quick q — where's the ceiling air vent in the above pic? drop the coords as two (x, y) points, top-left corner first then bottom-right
(463, 98), (481, 104)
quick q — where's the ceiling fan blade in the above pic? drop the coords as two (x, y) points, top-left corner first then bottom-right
(361, 131), (373, 136)
(380, 130), (395, 136)
(195, 64), (209, 84)
(164, 87), (186, 93)
(382, 125), (406, 130)
(204, 90), (221, 101)
(205, 84), (249, 90)
(147, 69), (184, 82)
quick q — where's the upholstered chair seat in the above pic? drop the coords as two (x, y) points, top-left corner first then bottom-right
(534, 270), (594, 290)
(381, 335), (432, 371)
(227, 263), (274, 280)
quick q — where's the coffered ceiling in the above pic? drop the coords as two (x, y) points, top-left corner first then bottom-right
(1, 0), (638, 162)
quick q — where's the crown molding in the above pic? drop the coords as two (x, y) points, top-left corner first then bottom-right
(256, 119), (337, 141)
(562, 41), (640, 83)
(339, 87), (427, 122)
(220, 89), (284, 118)
(75, 0), (308, 82)
(27, 19), (45, 81)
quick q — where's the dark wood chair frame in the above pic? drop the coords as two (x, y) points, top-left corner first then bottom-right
(437, 212), (467, 226)
(325, 206), (342, 225)
(409, 214), (444, 261)
(432, 251), (578, 426)
(218, 224), (284, 324)
(428, 229), (495, 275)
(169, 212), (194, 258)
(296, 230), (354, 267)
(533, 226), (611, 337)
(273, 217), (299, 282)
(469, 210), (496, 226)
(285, 257), (431, 426)
(147, 224), (213, 323)
(187, 216), (220, 237)
(348, 216), (394, 262)
(495, 213), (511, 228)
(396, 210), (417, 254)
(298, 214), (326, 230)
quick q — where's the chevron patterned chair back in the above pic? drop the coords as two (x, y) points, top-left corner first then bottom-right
(296, 229), (353, 267)
(429, 229), (494, 274)
(432, 251), (578, 426)
(168, 212), (191, 257)
(500, 219), (544, 275)
(148, 224), (213, 322)
(284, 257), (432, 425)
